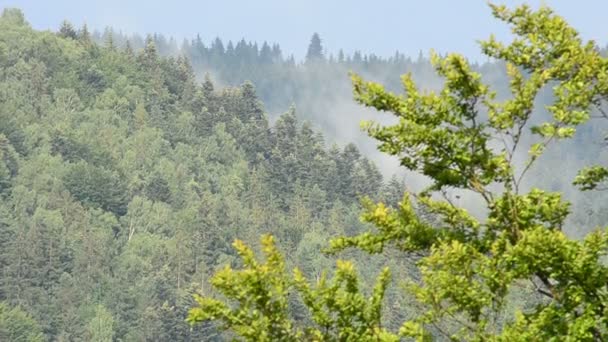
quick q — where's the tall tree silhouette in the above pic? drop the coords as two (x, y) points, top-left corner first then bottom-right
(305, 33), (324, 62)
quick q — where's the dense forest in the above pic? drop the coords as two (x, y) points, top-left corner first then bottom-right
(0, 8), (412, 341)
(88, 21), (608, 225)
(1, 3), (608, 341)
(86, 24), (449, 173)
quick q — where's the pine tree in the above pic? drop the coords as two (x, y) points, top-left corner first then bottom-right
(381, 175), (405, 208)
(103, 27), (115, 51)
(334, 143), (360, 201)
(58, 20), (77, 39)
(238, 83), (272, 162)
(77, 23), (91, 46)
(202, 73), (215, 100)
(0, 135), (17, 196)
(260, 42), (272, 64)
(269, 108), (299, 206)
(305, 33), (324, 63)
(141, 35), (158, 68)
(124, 40), (134, 56)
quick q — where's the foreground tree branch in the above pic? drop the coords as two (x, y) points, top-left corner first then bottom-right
(190, 3), (608, 340)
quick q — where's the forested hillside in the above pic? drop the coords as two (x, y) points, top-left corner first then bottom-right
(89, 28), (445, 173)
(0, 9), (409, 341)
(3, 2), (608, 341)
(92, 25), (608, 228)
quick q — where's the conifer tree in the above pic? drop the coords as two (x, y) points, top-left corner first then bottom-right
(58, 20), (77, 39)
(305, 33), (324, 63)
(78, 23), (91, 46)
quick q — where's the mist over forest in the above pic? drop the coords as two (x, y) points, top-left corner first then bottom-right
(93, 26), (608, 234)
(2, 3), (608, 341)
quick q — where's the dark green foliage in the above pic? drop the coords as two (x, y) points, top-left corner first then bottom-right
(64, 161), (128, 216)
(58, 20), (77, 40)
(381, 175), (405, 208)
(51, 134), (113, 166)
(145, 172), (172, 203)
(306, 33), (324, 63)
(353, 157), (383, 199)
(0, 135), (18, 195)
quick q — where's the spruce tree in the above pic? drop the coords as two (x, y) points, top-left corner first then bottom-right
(58, 20), (77, 39)
(305, 33), (324, 63)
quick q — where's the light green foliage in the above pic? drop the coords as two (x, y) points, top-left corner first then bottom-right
(339, 3), (608, 340)
(188, 235), (398, 341)
(86, 305), (114, 342)
(353, 52), (510, 193)
(293, 261), (396, 341)
(574, 166), (608, 191)
(0, 302), (44, 342)
(188, 235), (298, 341)
(192, 3), (608, 341)
(329, 196), (442, 254)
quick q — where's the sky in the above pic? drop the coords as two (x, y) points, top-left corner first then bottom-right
(1, 0), (607, 61)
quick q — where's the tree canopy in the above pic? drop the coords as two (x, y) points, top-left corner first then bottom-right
(306, 33), (324, 63)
